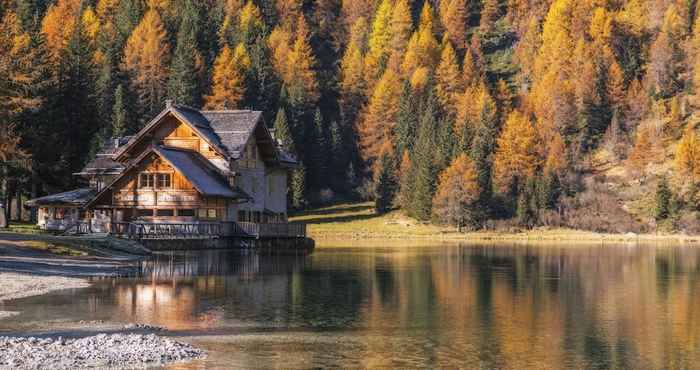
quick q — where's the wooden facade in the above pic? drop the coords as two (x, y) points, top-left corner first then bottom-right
(27, 103), (300, 239)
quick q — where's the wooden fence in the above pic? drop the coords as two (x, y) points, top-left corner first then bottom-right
(111, 221), (306, 240)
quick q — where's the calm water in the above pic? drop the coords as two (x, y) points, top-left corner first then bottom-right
(2, 244), (700, 369)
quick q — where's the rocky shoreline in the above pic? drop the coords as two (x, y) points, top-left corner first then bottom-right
(0, 333), (204, 369)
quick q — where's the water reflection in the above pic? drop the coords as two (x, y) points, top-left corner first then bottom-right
(3, 245), (700, 369)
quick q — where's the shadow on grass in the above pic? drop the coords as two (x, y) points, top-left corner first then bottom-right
(299, 213), (380, 225)
(291, 203), (374, 218)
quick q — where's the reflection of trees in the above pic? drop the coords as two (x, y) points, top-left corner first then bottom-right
(100, 245), (700, 368)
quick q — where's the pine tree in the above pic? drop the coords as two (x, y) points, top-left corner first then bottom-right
(123, 8), (170, 123)
(168, 0), (202, 107)
(408, 92), (440, 220)
(112, 84), (127, 137)
(394, 81), (418, 158)
(273, 107), (295, 153)
(655, 176), (672, 220)
(291, 163), (307, 209)
(310, 108), (329, 190)
(469, 88), (499, 215)
(374, 150), (396, 214)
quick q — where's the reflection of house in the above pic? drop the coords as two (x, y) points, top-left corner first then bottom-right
(27, 101), (300, 238)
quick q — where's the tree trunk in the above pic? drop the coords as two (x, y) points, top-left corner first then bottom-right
(0, 165), (8, 228)
(30, 170), (38, 223)
(15, 187), (22, 222)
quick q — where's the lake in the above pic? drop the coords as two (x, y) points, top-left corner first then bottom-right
(1, 243), (700, 369)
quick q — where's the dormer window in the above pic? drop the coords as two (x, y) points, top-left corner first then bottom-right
(157, 173), (171, 188)
(139, 174), (155, 188)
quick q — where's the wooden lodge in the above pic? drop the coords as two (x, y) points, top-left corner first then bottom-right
(26, 101), (307, 244)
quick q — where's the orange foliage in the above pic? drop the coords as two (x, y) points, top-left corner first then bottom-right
(432, 154), (480, 226)
(493, 111), (540, 193)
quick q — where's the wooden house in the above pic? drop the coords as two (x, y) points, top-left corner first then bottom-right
(26, 101), (301, 239)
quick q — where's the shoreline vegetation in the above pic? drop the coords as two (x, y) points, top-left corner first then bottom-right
(290, 202), (700, 245)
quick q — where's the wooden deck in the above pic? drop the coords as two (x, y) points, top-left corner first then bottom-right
(110, 221), (306, 240)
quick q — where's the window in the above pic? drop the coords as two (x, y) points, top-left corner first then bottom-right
(136, 209), (154, 217)
(156, 209), (174, 217)
(238, 210), (247, 222)
(139, 174), (154, 188)
(253, 211), (261, 223)
(199, 209), (217, 219)
(157, 173), (171, 188)
(177, 209), (195, 217)
(207, 209), (217, 219)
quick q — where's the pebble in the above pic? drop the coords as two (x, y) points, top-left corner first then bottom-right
(0, 333), (203, 369)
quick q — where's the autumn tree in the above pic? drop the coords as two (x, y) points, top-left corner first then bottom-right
(359, 69), (401, 170)
(436, 39), (462, 117)
(123, 8), (170, 123)
(432, 154), (481, 227)
(205, 44), (250, 109)
(493, 111), (539, 195)
(675, 126), (700, 183)
(439, 0), (468, 51)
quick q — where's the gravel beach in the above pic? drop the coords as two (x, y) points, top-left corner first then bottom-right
(0, 333), (204, 369)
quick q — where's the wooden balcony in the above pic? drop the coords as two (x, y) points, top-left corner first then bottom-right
(110, 221), (306, 240)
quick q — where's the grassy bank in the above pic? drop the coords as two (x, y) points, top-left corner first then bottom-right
(289, 202), (700, 245)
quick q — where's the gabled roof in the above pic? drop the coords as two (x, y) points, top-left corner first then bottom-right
(111, 103), (294, 166)
(85, 145), (251, 208)
(77, 136), (133, 176)
(26, 188), (96, 207)
(153, 146), (247, 199)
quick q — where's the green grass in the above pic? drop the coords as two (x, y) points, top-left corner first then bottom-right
(4, 222), (44, 235)
(19, 240), (88, 257)
(290, 202), (700, 244)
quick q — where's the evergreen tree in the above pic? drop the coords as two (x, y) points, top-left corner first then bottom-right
(112, 84), (127, 137)
(655, 177), (672, 220)
(469, 90), (499, 217)
(291, 163), (307, 209)
(394, 81), (418, 158)
(310, 108), (329, 190)
(374, 151), (395, 214)
(273, 107), (294, 153)
(408, 92), (440, 220)
(168, 0), (202, 107)
(329, 120), (346, 191)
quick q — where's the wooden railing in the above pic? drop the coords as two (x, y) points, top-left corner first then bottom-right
(112, 221), (306, 240)
(221, 222), (306, 238)
(111, 222), (221, 240)
(59, 221), (92, 235)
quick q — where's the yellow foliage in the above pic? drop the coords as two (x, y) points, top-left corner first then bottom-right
(493, 111), (540, 193)
(439, 0), (467, 51)
(96, 0), (120, 21)
(123, 9), (170, 112)
(432, 153), (480, 226)
(675, 127), (700, 183)
(627, 124), (655, 175)
(436, 40), (462, 115)
(269, 26), (292, 81)
(401, 5), (438, 77)
(364, 0), (393, 86)
(410, 66), (430, 91)
(340, 36), (366, 99)
(41, 0), (81, 59)
(387, 0), (413, 70)
(359, 69), (402, 166)
(81, 7), (101, 46)
(240, 1), (264, 33)
(205, 44), (250, 109)
(286, 15), (319, 104)
(276, 0), (302, 28)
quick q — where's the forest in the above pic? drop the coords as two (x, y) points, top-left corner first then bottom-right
(2, 0), (700, 233)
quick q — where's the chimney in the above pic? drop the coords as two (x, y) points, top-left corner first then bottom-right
(114, 137), (120, 148)
(165, 99), (173, 109)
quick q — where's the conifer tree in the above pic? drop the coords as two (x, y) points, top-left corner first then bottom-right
(408, 92), (440, 220)
(310, 108), (329, 190)
(286, 15), (319, 107)
(273, 107), (295, 153)
(168, 0), (202, 107)
(439, 0), (468, 51)
(374, 150), (396, 214)
(123, 8), (170, 123)
(205, 44), (250, 109)
(291, 163), (307, 209)
(112, 84), (127, 137)
(364, 0), (392, 85)
(436, 39), (462, 117)
(359, 69), (401, 168)
(394, 82), (418, 158)
(675, 127), (700, 183)
(493, 111), (539, 195)
(433, 153), (481, 227)
(655, 176), (672, 220)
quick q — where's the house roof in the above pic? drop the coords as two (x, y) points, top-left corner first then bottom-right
(153, 146), (248, 199)
(26, 188), (96, 207)
(77, 136), (133, 175)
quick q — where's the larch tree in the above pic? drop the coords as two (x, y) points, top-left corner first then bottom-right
(387, 0), (413, 70)
(402, 2), (439, 78)
(432, 153), (481, 227)
(41, 0), (81, 60)
(358, 69), (401, 170)
(364, 0), (393, 87)
(285, 15), (319, 107)
(439, 0), (468, 52)
(675, 126), (700, 183)
(273, 107), (295, 153)
(123, 8), (170, 122)
(205, 43), (251, 109)
(436, 39), (462, 117)
(492, 111), (539, 195)
(340, 18), (367, 129)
